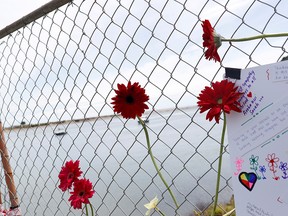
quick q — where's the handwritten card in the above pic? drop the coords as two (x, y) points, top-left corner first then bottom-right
(226, 60), (288, 216)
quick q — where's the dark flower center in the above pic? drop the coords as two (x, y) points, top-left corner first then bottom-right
(126, 95), (134, 104)
(79, 191), (85, 196)
(68, 173), (74, 179)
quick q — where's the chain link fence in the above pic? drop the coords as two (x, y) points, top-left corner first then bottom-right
(0, 0), (287, 215)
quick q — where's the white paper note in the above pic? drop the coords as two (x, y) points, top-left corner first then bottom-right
(227, 60), (288, 216)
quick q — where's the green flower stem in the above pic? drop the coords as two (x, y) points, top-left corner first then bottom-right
(137, 116), (179, 209)
(84, 203), (94, 216)
(155, 207), (166, 216)
(89, 203), (94, 216)
(221, 33), (288, 42)
(85, 204), (89, 216)
(212, 113), (227, 216)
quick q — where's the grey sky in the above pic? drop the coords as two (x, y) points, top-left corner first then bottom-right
(0, 0), (288, 126)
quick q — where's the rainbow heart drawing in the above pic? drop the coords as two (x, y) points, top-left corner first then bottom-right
(238, 172), (257, 191)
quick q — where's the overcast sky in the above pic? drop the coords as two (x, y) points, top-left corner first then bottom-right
(0, 0), (50, 29)
(0, 0), (288, 126)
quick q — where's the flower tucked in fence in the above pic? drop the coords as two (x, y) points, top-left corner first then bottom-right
(197, 79), (242, 123)
(111, 81), (149, 119)
(144, 196), (158, 216)
(144, 196), (165, 216)
(197, 79), (242, 216)
(111, 81), (179, 214)
(68, 178), (95, 209)
(59, 160), (94, 215)
(202, 19), (222, 62)
(202, 19), (288, 62)
(58, 160), (82, 192)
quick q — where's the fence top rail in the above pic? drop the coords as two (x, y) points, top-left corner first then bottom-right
(0, 0), (72, 40)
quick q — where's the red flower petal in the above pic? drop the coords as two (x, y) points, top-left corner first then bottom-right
(197, 80), (242, 123)
(111, 81), (149, 119)
(201, 20), (221, 62)
(69, 178), (95, 209)
(58, 160), (83, 192)
(207, 107), (222, 123)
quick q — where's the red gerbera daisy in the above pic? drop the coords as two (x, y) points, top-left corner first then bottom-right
(68, 178), (95, 209)
(202, 19), (222, 62)
(58, 160), (82, 192)
(111, 81), (149, 119)
(197, 79), (242, 123)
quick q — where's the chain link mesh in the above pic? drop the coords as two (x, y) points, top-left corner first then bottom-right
(0, 0), (287, 215)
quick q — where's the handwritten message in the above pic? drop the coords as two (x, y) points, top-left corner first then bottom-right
(247, 202), (274, 216)
(238, 70), (265, 116)
(232, 97), (288, 154)
(227, 60), (288, 216)
(272, 65), (288, 82)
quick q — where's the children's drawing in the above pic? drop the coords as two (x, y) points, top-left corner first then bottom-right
(266, 153), (280, 180)
(279, 162), (288, 179)
(238, 172), (257, 191)
(234, 157), (244, 175)
(247, 92), (252, 98)
(226, 60), (288, 215)
(259, 165), (267, 179)
(249, 155), (261, 179)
